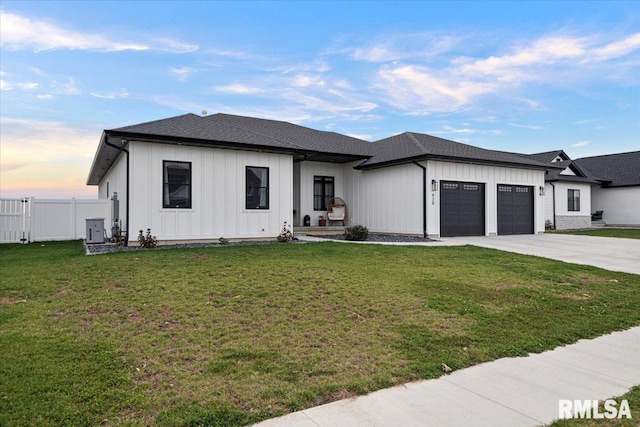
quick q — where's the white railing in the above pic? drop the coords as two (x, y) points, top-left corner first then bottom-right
(0, 197), (111, 244)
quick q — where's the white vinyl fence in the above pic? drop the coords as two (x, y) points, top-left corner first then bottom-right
(0, 198), (111, 243)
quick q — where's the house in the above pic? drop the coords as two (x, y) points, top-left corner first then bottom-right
(574, 151), (640, 226)
(526, 150), (599, 230)
(86, 113), (556, 244)
(528, 150), (640, 229)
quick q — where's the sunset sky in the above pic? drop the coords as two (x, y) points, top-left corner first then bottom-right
(1, 1), (639, 198)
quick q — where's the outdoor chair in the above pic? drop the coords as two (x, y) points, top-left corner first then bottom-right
(327, 197), (347, 225)
(591, 210), (604, 221)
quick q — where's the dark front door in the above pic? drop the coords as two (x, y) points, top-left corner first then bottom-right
(440, 181), (485, 237)
(497, 185), (534, 235)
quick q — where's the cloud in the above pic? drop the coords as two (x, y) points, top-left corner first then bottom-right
(509, 123), (542, 130)
(0, 10), (197, 53)
(0, 71), (38, 91)
(366, 30), (640, 114)
(52, 78), (80, 95)
(154, 38), (198, 54)
(571, 141), (590, 147)
(345, 32), (461, 63)
(215, 83), (265, 94)
(292, 74), (326, 88)
(0, 117), (101, 197)
(590, 32), (640, 61)
(90, 89), (129, 99)
(376, 64), (496, 113)
(170, 67), (195, 81)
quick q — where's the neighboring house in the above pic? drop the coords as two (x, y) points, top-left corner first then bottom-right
(526, 150), (599, 230)
(87, 113), (556, 244)
(574, 151), (640, 226)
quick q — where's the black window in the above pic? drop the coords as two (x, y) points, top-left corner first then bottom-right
(314, 176), (334, 211)
(163, 161), (191, 208)
(246, 166), (269, 209)
(568, 189), (580, 212)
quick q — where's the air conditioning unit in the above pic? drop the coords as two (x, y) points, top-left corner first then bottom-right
(85, 218), (105, 244)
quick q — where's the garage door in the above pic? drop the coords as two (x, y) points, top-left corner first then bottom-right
(497, 185), (534, 235)
(440, 181), (485, 237)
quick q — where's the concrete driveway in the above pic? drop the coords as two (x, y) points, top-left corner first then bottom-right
(443, 233), (640, 275)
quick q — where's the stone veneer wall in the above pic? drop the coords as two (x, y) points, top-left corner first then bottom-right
(555, 215), (592, 230)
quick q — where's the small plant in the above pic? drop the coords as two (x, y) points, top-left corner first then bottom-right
(218, 237), (229, 245)
(318, 215), (325, 220)
(138, 228), (158, 248)
(277, 221), (293, 243)
(344, 225), (369, 241)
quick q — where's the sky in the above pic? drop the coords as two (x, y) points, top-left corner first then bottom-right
(1, 1), (639, 198)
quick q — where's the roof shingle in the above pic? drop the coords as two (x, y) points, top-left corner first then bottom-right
(574, 151), (640, 187)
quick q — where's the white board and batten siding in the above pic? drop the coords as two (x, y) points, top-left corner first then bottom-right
(127, 141), (293, 242)
(343, 160), (545, 237)
(345, 162), (423, 234)
(591, 186), (640, 225)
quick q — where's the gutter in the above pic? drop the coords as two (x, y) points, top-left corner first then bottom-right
(104, 137), (130, 246)
(549, 182), (556, 230)
(412, 161), (427, 239)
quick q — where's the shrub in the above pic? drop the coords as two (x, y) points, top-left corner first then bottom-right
(138, 228), (158, 248)
(344, 225), (369, 241)
(277, 221), (293, 243)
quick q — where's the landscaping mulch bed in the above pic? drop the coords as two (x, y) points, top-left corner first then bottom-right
(84, 239), (293, 255)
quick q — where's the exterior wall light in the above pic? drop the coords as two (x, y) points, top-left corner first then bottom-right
(539, 186), (546, 196)
(432, 179), (438, 191)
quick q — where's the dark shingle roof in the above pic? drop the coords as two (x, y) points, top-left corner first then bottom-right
(574, 151), (640, 187)
(524, 151), (599, 184)
(110, 113), (374, 157)
(357, 132), (556, 170)
(210, 113), (375, 157)
(525, 150), (567, 164)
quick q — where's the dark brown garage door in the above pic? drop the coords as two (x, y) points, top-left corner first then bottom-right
(440, 181), (485, 237)
(497, 185), (534, 235)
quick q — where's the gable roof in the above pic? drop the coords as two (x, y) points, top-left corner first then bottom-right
(525, 151), (599, 184)
(525, 150), (568, 164)
(574, 151), (640, 187)
(357, 132), (556, 170)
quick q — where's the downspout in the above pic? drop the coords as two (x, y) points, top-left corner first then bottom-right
(104, 138), (130, 246)
(412, 161), (427, 239)
(549, 182), (556, 230)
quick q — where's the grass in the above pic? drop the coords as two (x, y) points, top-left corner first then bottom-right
(557, 228), (640, 239)
(1, 240), (639, 426)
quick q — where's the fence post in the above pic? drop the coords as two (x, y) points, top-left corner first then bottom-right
(71, 197), (76, 239)
(29, 197), (35, 243)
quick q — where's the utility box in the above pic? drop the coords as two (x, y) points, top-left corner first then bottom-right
(85, 218), (105, 244)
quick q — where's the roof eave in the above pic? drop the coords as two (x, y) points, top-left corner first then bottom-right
(355, 154), (556, 171)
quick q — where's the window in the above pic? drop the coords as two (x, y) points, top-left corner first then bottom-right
(246, 166), (269, 209)
(313, 176), (334, 210)
(163, 161), (191, 208)
(568, 189), (580, 212)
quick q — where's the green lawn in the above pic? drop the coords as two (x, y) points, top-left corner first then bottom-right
(558, 228), (640, 239)
(1, 241), (639, 426)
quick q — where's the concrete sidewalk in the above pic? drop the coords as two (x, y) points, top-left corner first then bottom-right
(254, 327), (640, 427)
